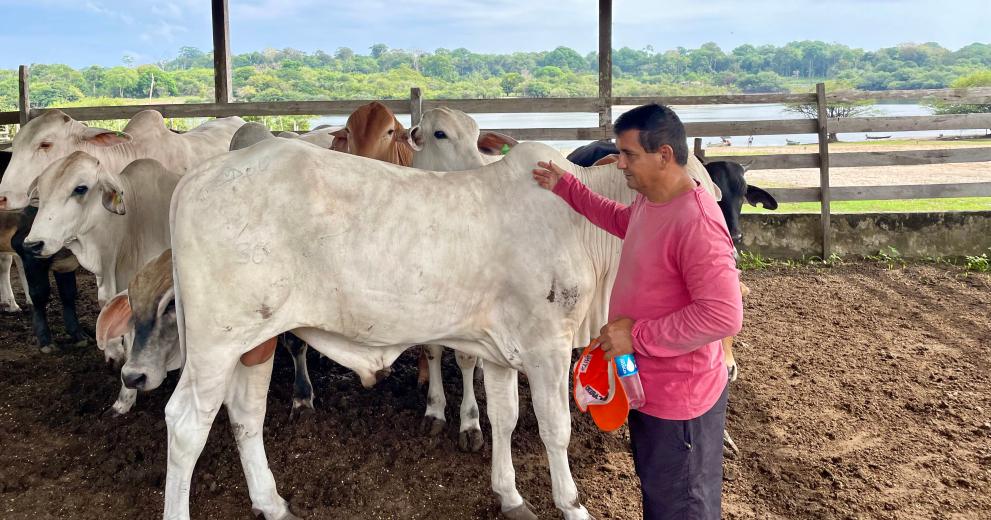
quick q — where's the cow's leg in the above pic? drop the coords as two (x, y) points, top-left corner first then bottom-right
(21, 253), (55, 351)
(421, 343), (447, 435)
(0, 253), (20, 313)
(455, 350), (483, 452)
(226, 353), (298, 520)
(483, 362), (530, 518)
(13, 253), (31, 307)
(282, 333), (315, 421)
(722, 337), (738, 382)
(164, 348), (239, 520)
(53, 270), (88, 346)
(525, 348), (590, 520)
(105, 380), (138, 417)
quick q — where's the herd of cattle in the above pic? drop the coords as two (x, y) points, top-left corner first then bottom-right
(0, 103), (777, 519)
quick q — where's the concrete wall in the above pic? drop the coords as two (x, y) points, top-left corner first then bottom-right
(741, 211), (991, 259)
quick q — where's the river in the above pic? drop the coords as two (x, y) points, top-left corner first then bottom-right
(313, 103), (988, 149)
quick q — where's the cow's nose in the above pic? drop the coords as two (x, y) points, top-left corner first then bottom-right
(122, 372), (147, 390)
(23, 240), (44, 256)
(0, 195), (7, 209)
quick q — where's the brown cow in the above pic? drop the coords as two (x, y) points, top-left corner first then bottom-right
(331, 102), (415, 166)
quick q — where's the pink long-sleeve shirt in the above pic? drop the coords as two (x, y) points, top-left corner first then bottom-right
(553, 172), (743, 420)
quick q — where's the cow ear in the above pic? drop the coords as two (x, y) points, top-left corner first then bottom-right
(477, 132), (518, 156)
(156, 287), (176, 318)
(330, 128), (349, 153)
(592, 153), (620, 166)
(98, 175), (126, 215)
(82, 127), (132, 147)
(96, 291), (133, 352)
(404, 126), (423, 151)
(746, 185), (778, 210)
(27, 176), (40, 206)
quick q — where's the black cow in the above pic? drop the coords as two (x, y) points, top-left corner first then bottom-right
(567, 139), (778, 248)
(0, 149), (88, 352)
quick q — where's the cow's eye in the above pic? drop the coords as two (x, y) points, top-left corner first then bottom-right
(387, 128), (395, 135)
(39, 142), (52, 150)
(73, 185), (88, 195)
(434, 131), (447, 139)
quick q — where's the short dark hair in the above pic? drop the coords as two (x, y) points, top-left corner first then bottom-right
(613, 104), (689, 166)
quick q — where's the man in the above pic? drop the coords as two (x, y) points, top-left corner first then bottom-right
(532, 103), (743, 519)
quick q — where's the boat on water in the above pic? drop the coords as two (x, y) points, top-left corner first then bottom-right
(786, 139), (802, 145)
(865, 134), (892, 140)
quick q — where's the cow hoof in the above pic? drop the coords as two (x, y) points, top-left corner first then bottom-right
(101, 406), (124, 419)
(502, 500), (537, 520)
(419, 416), (446, 436)
(252, 506), (302, 520)
(289, 404), (315, 423)
(458, 428), (484, 452)
(38, 344), (56, 355)
(0, 302), (21, 313)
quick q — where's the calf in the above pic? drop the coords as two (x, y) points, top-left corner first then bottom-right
(1, 150), (32, 314)
(26, 155), (178, 414)
(331, 101), (415, 165)
(97, 249), (315, 419)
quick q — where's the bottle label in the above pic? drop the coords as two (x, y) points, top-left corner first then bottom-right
(615, 354), (638, 377)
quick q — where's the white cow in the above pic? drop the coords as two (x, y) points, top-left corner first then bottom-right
(0, 109), (245, 211)
(406, 108), (719, 450)
(406, 107), (520, 449)
(409, 107), (518, 171)
(26, 155), (179, 415)
(163, 138), (718, 520)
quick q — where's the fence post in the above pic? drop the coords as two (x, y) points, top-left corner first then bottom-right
(693, 137), (705, 162)
(211, 0), (232, 104)
(410, 87), (423, 127)
(597, 0), (612, 138)
(816, 82), (832, 258)
(18, 65), (30, 125)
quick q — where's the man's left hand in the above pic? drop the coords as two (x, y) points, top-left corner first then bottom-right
(599, 317), (635, 360)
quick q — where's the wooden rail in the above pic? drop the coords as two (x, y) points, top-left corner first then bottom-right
(767, 182), (991, 204)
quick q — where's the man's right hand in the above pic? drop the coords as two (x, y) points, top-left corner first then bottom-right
(532, 160), (567, 191)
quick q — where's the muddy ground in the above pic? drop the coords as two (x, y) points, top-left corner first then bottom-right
(1, 260), (989, 519)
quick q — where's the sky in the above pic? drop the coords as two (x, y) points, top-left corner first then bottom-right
(1, 0), (989, 69)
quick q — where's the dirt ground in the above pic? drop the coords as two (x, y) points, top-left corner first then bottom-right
(1, 261), (989, 519)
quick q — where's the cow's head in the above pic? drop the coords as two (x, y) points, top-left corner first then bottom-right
(704, 161), (778, 248)
(407, 107), (518, 171)
(331, 102), (414, 166)
(22, 151), (128, 258)
(0, 110), (131, 210)
(116, 249), (179, 392)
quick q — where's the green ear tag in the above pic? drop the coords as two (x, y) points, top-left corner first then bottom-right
(501, 143), (510, 155)
(114, 131), (126, 137)
(114, 191), (123, 206)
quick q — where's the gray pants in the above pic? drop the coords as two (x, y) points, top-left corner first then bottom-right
(628, 383), (728, 520)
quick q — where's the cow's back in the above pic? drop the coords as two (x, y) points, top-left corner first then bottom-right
(171, 140), (595, 353)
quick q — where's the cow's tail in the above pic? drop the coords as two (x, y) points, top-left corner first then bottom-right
(168, 172), (194, 372)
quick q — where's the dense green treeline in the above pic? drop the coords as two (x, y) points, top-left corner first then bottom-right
(2, 41), (990, 111)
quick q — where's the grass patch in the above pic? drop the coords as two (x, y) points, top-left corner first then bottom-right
(743, 198), (991, 214)
(964, 249), (991, 272)
(737, 251), (844, 270)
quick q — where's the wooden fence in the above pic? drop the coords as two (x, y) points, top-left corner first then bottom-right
(2, 0), (990, 256)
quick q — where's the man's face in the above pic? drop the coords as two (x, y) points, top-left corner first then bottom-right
(615, 130), (665, 193)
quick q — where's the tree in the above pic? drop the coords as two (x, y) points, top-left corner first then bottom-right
(103, 66), (139, 97)
(539, 46), (586, 72)
(335, 47), (354, 61)
(370, 43), (388, 59)
(500, 72), (524, 95)
(786, 93), (875, 142)
(930, 71), (991, 119)
(736, 71), (787, 93)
